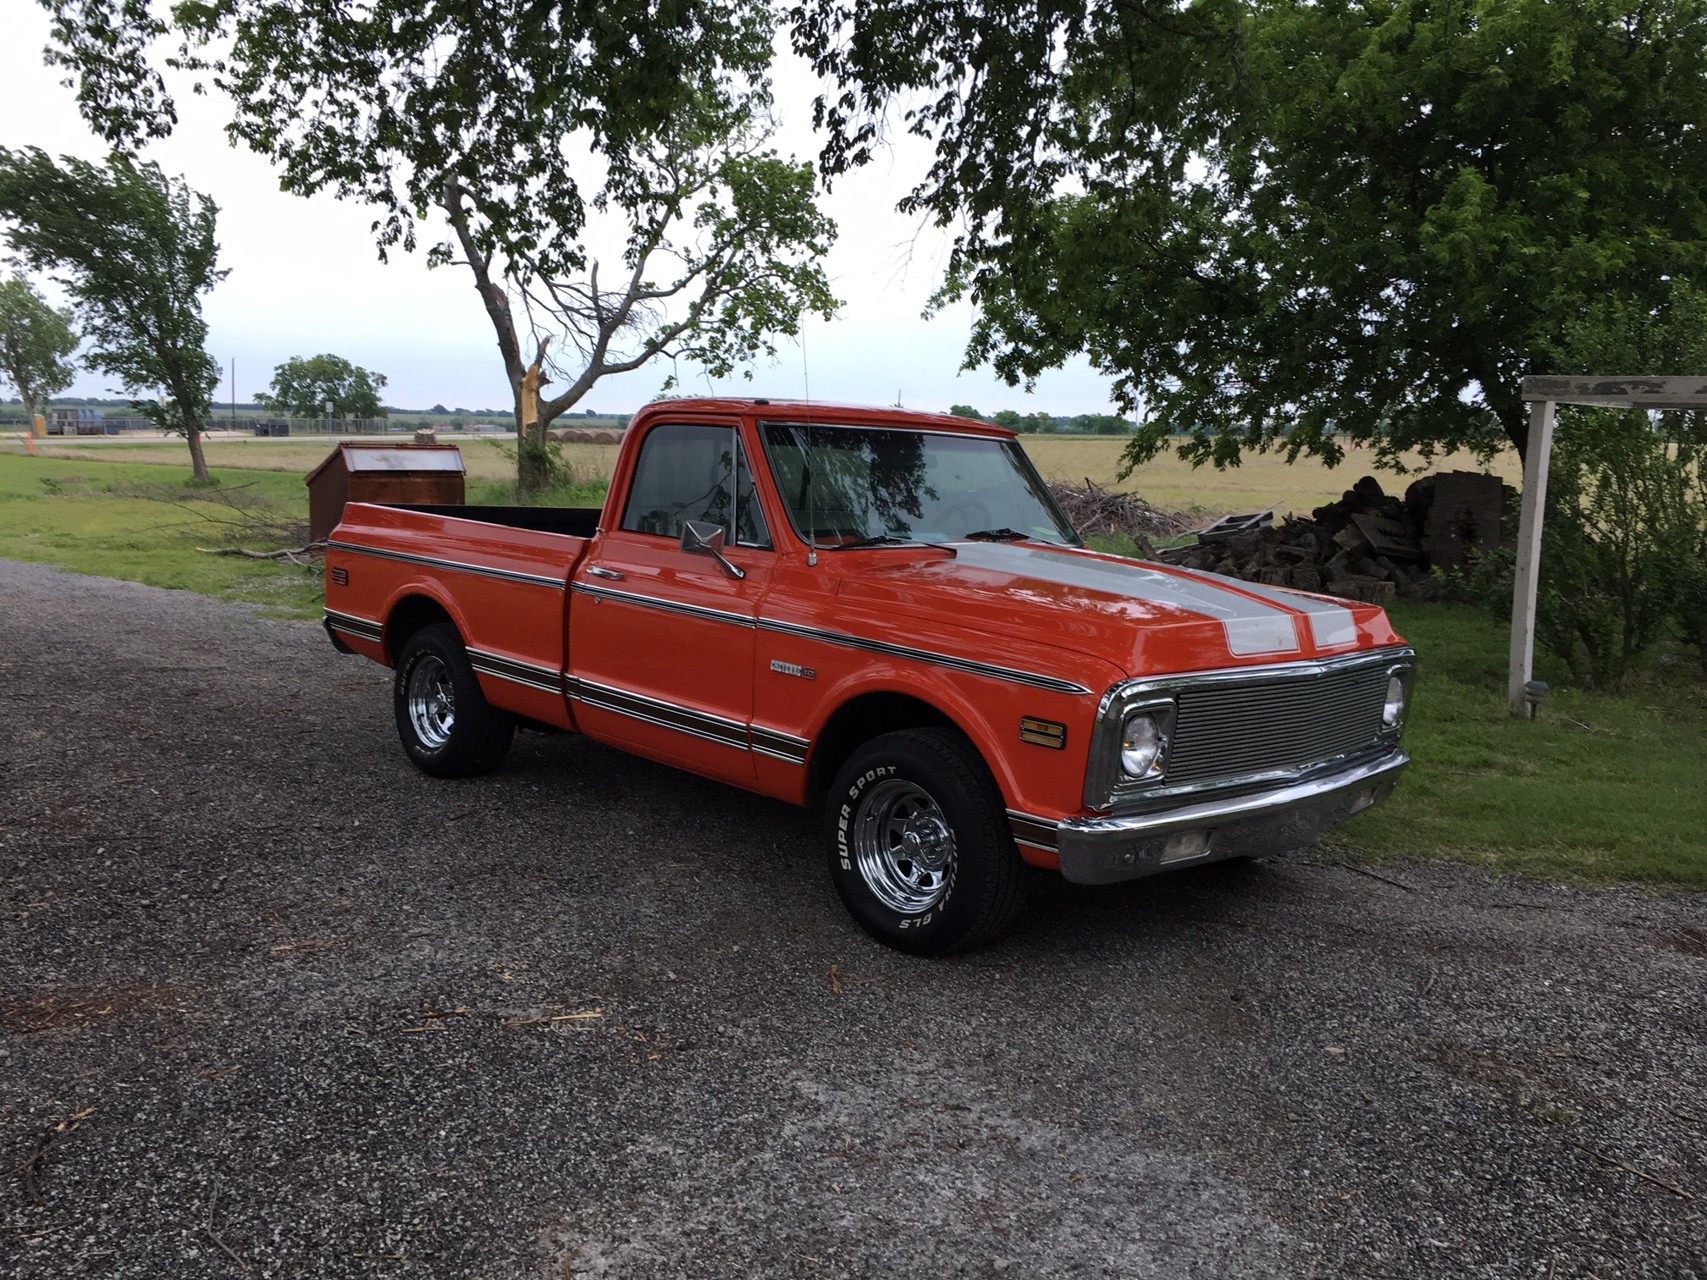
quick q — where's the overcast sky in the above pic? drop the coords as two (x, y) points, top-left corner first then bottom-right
(0, 9), (1125, 417)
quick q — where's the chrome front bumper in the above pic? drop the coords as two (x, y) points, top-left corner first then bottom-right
(1055, 751), (1409, 885)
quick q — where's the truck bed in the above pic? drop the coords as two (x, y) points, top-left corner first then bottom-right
(396, 503), (602, 539)
(326, 501), (597, 732)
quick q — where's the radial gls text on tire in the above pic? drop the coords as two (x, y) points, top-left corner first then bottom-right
(392, 622), (515, 778)
(826, 727), (1025, 955)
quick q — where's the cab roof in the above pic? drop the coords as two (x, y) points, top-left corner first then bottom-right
(632, 397), (1017, 440)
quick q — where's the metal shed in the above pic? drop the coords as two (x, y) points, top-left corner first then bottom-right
(306, 442), (466, 542)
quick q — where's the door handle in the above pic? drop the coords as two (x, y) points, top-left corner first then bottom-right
(587, 566), (625, 581)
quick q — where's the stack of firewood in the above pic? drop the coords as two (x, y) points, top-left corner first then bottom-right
(1154, 471), (1511, 603)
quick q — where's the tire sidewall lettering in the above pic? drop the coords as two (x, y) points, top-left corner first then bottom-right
(834, 760), (956, 927)
(837, 765), (899, 868)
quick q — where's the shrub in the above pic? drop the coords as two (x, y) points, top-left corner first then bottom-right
(1451, 408), (1705, 689)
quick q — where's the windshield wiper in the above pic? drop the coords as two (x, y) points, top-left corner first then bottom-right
(833, 533), (941, 550)
(962, 528), (1030, 542)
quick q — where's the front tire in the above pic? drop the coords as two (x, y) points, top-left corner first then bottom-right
(393, 623), (515, 778)
(826, 728), (1025, 955)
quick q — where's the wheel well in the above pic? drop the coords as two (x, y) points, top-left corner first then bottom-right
(384, 595), (456, 664)
(808, 692), (965, 799)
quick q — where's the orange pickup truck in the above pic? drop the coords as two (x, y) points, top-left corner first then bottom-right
(324, 399), (1414, 953)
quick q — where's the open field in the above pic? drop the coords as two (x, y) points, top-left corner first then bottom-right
(0, 454), (322, 617)
(0, 432), (608, 486)
(2, 430), (1521, 515)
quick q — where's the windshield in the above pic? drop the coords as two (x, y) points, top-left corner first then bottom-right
(760, 422), (1080, 548)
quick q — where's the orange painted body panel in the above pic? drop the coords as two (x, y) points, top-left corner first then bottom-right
(325, 504), (583, 730)
(325, 398), (1409, 858)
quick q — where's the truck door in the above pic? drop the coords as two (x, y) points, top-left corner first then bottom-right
(567, 420), (773, 786)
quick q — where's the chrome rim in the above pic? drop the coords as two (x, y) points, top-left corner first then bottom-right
(851, 778), (956, 915)
(406, 654), (455, 750)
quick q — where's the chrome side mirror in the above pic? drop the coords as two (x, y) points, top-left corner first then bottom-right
(680, 520), (747, 580)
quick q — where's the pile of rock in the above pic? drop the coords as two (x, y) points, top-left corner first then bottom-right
(1157, 470), (1510, 603)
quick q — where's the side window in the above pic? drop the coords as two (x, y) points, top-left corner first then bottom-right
(620, 423), (770, 549)
(733, 439), (771, 548)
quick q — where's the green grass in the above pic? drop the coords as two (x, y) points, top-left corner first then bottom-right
(0, 454), (324, 618)
(1340, 601), (1707, 889)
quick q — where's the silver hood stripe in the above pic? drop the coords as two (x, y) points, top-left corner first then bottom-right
(947, 543), (1352, 657)
(1220, 577), (1360, 649)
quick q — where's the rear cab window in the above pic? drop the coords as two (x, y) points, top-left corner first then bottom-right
(619, 423), (771, 549)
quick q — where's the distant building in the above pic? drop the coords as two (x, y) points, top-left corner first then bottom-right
(47, 407), (106, 435)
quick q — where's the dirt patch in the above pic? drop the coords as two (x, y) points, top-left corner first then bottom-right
(0, 985), (179, 1034)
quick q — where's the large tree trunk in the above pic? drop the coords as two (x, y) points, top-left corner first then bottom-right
(1480, 362), (1529, 464)
(516, 339), (552, 495)
(185, 420), (210, 482)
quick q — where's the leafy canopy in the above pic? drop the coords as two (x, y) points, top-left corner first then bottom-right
(42, 0), (837, 491)
(257, 353), (389, 420)
(0, 274), (78, 423)
(0, 148), (226, 476)
(44, 0), (775, 278)
(794, 0), (1707, 468)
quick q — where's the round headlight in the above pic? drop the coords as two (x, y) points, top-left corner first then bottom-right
(1382, 672), (1409, 727)
(1121, 712), (1165, 778)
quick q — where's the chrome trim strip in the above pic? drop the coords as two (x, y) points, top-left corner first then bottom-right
(568, 677), (750, 751)
(751, 726), (811, 765)
(759, 618), (1094, 696)
(1006, 810), (1061, 854)
(329, 540), (567, 589)
(562, 675), (811, 765)
(757, 418), (1005, 442)
(324, 608), (383, 641)
(1100, 646), (1418, 702)
(570, 581), (757, 629)
(467, 649), (564, 696)
(1057, 751), (1409, 885)
(568, 579), (1091, 695)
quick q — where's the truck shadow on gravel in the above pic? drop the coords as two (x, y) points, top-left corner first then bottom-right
(503, 727), (1283, 961)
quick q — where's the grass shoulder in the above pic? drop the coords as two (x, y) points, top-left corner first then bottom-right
(0, 453), (323, 619)
(1339, 601), (1707, 890)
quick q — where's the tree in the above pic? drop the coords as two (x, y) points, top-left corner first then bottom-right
(444, 92), (836, 491)
(257, 353), (388, 420)
(44, 0), (837, 493)
(0, 274), (77, 428)
(0, 148), (226, 478)
(948, 404), (985, 420)
(795, 0), (1707, 470)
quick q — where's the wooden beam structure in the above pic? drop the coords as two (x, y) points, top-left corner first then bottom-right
(1511, 375), (1707, 716)
(1508, 397), (1556, 717)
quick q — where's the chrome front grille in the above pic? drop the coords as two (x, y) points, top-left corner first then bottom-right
(1167, 664), (1392, 786)
(1084, 648), (1415, 812)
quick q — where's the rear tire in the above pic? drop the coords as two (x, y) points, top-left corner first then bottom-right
(826, 728), (1025, 955)
(393, 623), (515, 778)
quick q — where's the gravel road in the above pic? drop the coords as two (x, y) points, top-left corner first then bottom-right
(1, 558), (1703, 1280)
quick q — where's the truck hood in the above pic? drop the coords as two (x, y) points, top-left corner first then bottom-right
(833, 541), (1399, 676)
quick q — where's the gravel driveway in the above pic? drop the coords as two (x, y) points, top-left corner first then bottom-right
(1, 558), (1703, 1279)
